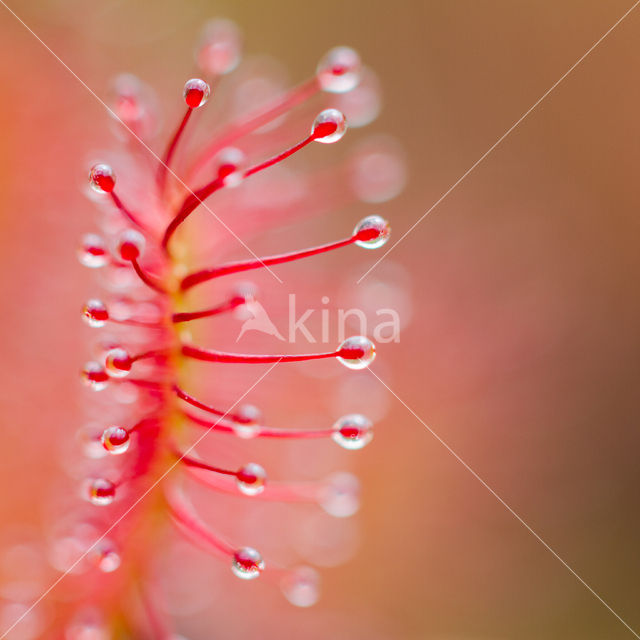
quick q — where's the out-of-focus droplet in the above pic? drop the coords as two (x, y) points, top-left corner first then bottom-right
(316, 46), (361, 93)
(281, 566), (320, 607)
(196, 19), (242, 76)
(92, 540), (121, 573)
(78, 234), (109, 268)
(236, 463), (267, 496)
(319, 472), (360, 517)
(334, 66), (381, 127)
(81, 362), (109, 391)
(349, 136), (407, 203)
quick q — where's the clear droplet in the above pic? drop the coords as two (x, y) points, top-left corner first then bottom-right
(183, 78), (211, 109)
(336, 336), (376, 370)
(332, 414), (373, 450)
(353, 215), (391, 249)
(281, 566), (320, 607)
(236, 463), (267, 496)
(82, 300), (109, 328)
(81, 362), (109, 391)
(116, 229), (145, 261)
(89, 164), (115, 194)
(104, 348), (132, 378)
(312, 109), (347, 144)
(316, 46), (362, 93)
(319, 472), (360, 517)
(196, 19), (243, 76)
(78, 234), (109, 268)
(101, 426), (130, 455)
(230, 422), (257, 439)
(86, 478), (116, 506)
(231, 547), (264, 580)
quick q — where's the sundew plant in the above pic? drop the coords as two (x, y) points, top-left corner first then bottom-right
(10, 17), (408, 639)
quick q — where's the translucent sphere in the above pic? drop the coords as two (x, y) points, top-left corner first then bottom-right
(183, 78), (211, 109)
(231, 547), (264, 580)
(353, 215), (391, 249)
(316, 46), (362, 93)
(281, 566), (320, 607)
(82, 300), (109, 328)
(101, 426), (130, 455)
(81, 362), (109, 391)
(78, 234), (109, 268)
(89, 164), (115, 193)
(235, 463), (267, 496)
(196, 18), (242, 76)
(336, 336), (376, 370)
(105, 348), (132, 378)
(117, 229), (145, 261)
(332, 414), (373, 450)
(86, 478), (116, 506)
(319, 472), (360, 517)
(312, 109), (347, 144)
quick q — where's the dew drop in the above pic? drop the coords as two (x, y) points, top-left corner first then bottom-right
(231, 547), (264, 580)
(89, 164), (115, 194)
(316, 46), (362, 93)
(78, 234), (109, 268)
(353, 215), (391, 249)
(236, 463), (267, 496)
(319, 472), (360, 517)
(82, 300), (109, 328)
(312, 109), (347, 144)
(86, 478), (116, 506)
(116, 229), (145, 261)
(101, 426), (130, 455)
(81, 362), (109, 391)
(332, 414), (373, 450)
(183, 78), (211, 109)
(336, 336), (376, 370)
(104, 348), (132, 378)
(196, 19), (242, 76)
(281, 566), (320, 607)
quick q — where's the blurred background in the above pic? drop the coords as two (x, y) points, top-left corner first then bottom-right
(1, 0), (640, 638)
